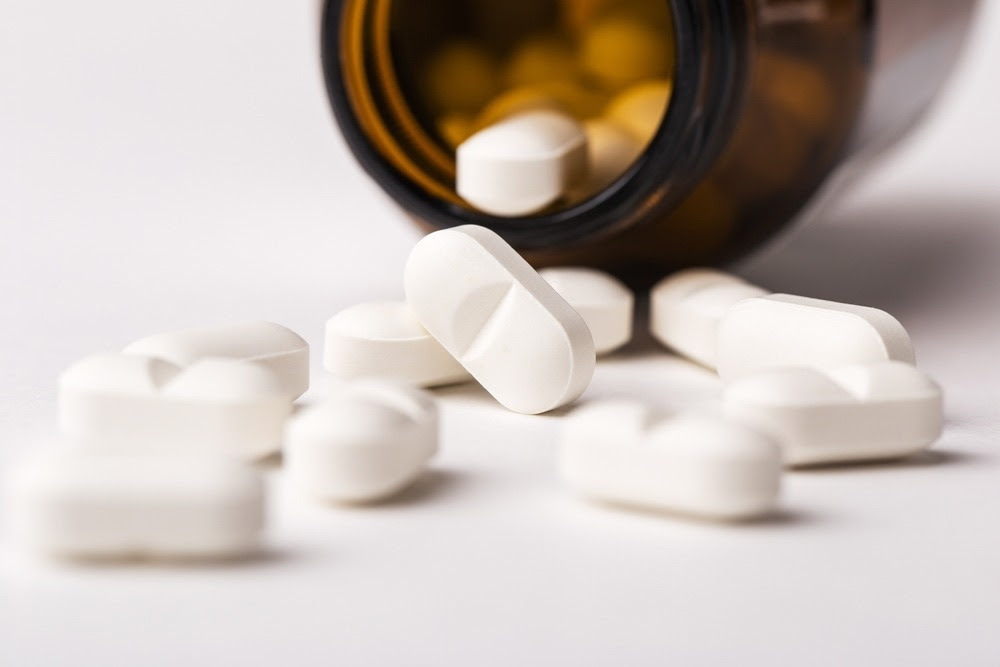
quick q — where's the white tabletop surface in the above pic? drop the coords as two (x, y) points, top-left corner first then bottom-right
(2, 1), (999, 665)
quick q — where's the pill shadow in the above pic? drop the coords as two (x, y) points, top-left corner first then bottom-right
(255, 451), (284, 469)
(431, 382), (584, 419)
(432, 381), (495, 408)
(346, 469), (475, 508)
(607, 290), (663, 359)
(788, 448), (981, 475)
(18, 546), (305, 573)
(737, 197), (1000, 320)
(578, 497), (822, 530)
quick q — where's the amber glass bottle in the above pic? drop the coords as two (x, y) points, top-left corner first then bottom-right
(320, 0), (976, 286)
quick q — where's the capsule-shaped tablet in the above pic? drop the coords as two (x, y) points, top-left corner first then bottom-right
(560, 401), (782, 520)
(284, 382), (438, 504)
(716, 295), (916, 382)
(5, 452), (264, 561)
(59, 355), (292, 460)
(324, 301), (470, 388)
(404, 226), (595, 414)
(539, 267), (634, 355)
(457, 110), (589, 217)
(604, 79), (672, 144)
(124, 321), (309, 399)
(650, 269), (768, 369)
(725, 362), (943, 466)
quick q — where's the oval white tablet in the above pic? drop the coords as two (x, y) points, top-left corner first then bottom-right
(124, 321), (309, 399)
(324, 301), (470, 388)
(725, 362), (943, 466)
(539, 267), (634, 355)
(5, 452), (264, 561)
(560, 401), (782, 520)
(716, 294), (916, 382)
(59, 354), (292, 460)
(284, 382), (438, 504)
(457, 110), (588, 216)
(650, 269), (768, 369)
(404, 225), (595, 415)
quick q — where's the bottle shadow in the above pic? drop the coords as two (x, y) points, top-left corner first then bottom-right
(359, 468), (476, 508)
(736, 196), (1000, 321)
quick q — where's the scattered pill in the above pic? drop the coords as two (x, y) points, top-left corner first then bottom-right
(716, 294), (916, 382)
(124, 321), (309, 400)
(5, 452), (264, 561)
(423, 42), (499, 114)
(457, 110), (589, 216)
(324, 301), (470, 388)
(582, 13), (673, 88)
(539, 267), (634, 355)
(650, 269), (769, 369)
(571, 118), (644, 198)
(604, 79), (672, 144)
(725, 362), (943, 466)
(404, 225), (595, 415)
(59, 355), (292, 460)
(560, 401), (782, 520)
(284, 382), (438, 504)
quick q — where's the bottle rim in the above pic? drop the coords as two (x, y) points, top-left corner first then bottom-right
(320, 0), (750, 250)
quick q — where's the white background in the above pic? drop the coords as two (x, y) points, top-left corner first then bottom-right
(2, 1), (999, 665)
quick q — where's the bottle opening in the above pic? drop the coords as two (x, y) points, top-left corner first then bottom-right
(337, 0), (678, 217)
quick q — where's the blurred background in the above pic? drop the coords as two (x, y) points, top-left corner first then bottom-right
(1, 1), (999, 665)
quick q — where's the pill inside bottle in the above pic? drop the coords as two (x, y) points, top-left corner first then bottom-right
(347, 0), (676, 217)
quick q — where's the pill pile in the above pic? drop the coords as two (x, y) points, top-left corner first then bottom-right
(3, 226), (944, 562)
(420, 0), (674, 215)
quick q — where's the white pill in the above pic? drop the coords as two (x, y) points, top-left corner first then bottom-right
(725, 362), (943, 467)
(59, 354), (292, 460)
(539, 267), (634, 355)
(323, 301), (470, 388)
(717, 294), (916, 382)
(650, 269), (768, 369)
(124, 321), (309, 399)
(284, 382), (438, 504)
(405, 226), (595, 415)
(457, 110), (588, 217)
(560, 401), (782, 520)
(5, 452), (264, 561)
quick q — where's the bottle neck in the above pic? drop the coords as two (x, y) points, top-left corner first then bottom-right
(321, 0), (750, 249)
